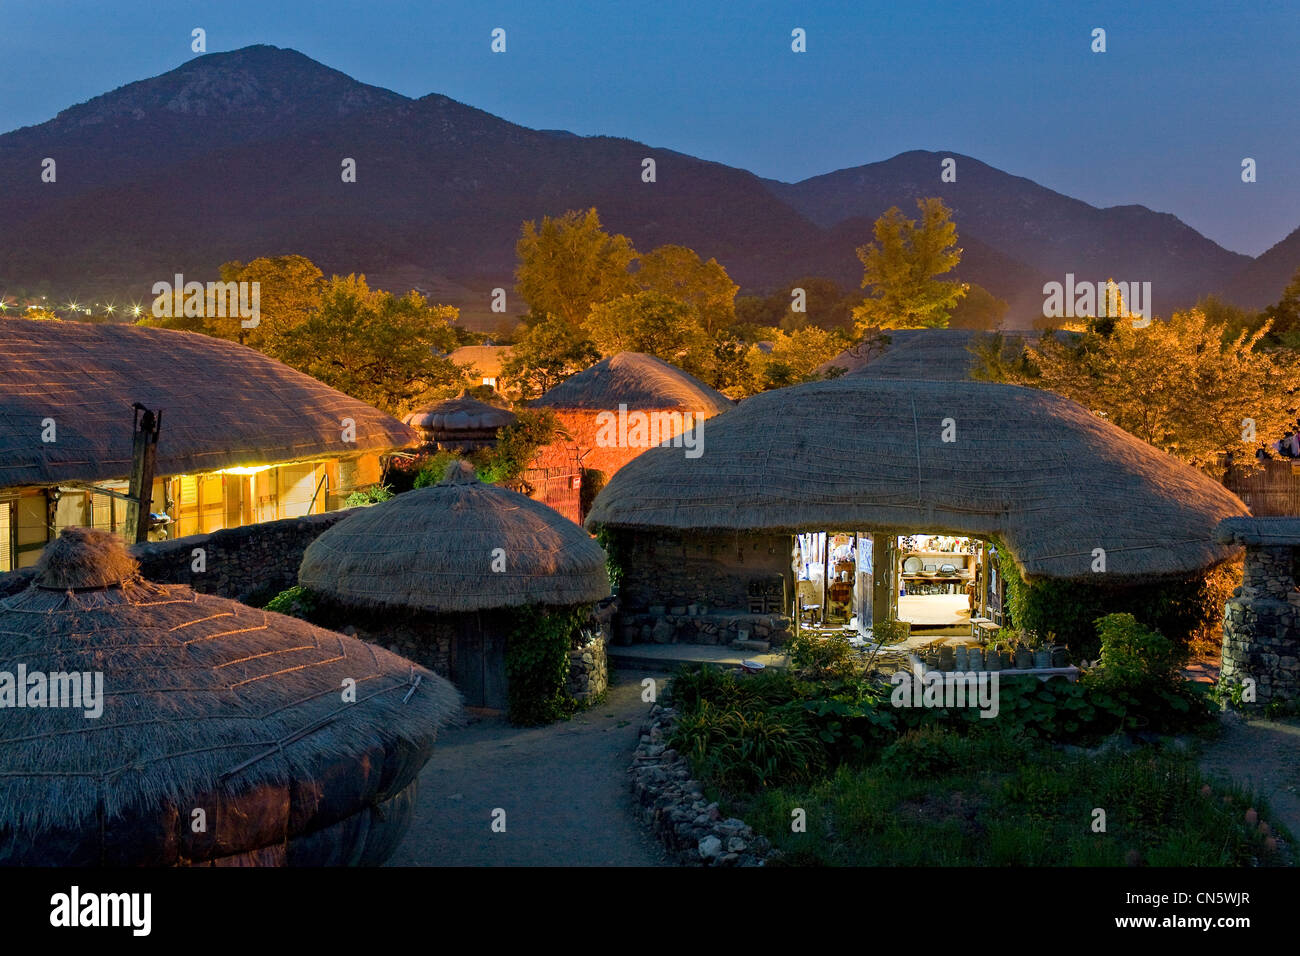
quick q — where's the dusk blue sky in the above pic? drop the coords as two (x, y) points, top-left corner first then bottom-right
(2, 0), (1296, 256)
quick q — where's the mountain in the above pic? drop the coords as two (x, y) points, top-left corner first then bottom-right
(766, 151), (1252, 316)
(1221, 225), (1300, 310)
(0, 46), (1273, 328)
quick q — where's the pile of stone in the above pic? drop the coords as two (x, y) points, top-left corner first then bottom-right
(628, 701), (780, 867)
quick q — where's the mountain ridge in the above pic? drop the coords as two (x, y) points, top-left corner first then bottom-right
(0, 45), (1290, 327)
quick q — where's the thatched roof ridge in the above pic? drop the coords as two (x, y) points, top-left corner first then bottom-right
(0, 529), (461, 854)
(299, 462), (611, 611)
(822, 329), (980, 381)
(0, 318), (418, 489)
(585, 376), (1249, 581)
(1217, 517), (1300, 546)
(532, 352), (733, 413)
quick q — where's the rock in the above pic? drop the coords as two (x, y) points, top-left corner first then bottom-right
(726, 837), (748, 853)
(698, 836), (723, 860)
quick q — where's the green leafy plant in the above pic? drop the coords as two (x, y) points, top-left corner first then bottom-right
(264, 585), (317, 620)
(592, 525), (624, 593)
(789, 630), (859, 680)
(504, 604), (588, 726)
(344, 483), (394, 507)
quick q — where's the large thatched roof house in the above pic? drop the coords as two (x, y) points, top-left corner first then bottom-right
(585, 375), (1249, 644)
(298, 461), (611, 711)
(0, 318), (418, 572)
(0, 528), (460, 866)
(528, 352), (734, 522)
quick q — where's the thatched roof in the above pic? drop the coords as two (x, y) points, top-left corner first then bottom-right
(823, 329), (980, 381)
(402, 391), (517, 442)
(532, 352), (734, 413)
(0, 318), (418, 489)
(449, 345), (514, 379)
(299, 460), (611, 611)
(1217, 517), (1300, 546)
(585, 376), (1249, 581)
(0, 528), (461, 864)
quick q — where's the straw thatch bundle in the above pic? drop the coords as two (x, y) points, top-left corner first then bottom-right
(0, 317), (418, 489)
(584, 376), (1249, 581)
(532, 352), (734, 412)
(0, 528), (461, 866)
(299, 461), (611, 612)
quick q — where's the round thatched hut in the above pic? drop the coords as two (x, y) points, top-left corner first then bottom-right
(528, 352), (734, 522)
(402, 391), (518, 450)
(585, 375), (1249, 651)
(0, 528), (461, 866)
(298, 461), (612, 714)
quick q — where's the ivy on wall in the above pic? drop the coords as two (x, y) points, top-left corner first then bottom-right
(993, 537), (1234, 659)
(505, 604), (590, 726)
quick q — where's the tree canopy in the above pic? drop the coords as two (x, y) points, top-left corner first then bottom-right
(636, 244), (738, 335)
(514, 208), (638, 326)
(852, 197), (967, 332)
(977, 309), (1296, 474)
(501, 313), (601, 400)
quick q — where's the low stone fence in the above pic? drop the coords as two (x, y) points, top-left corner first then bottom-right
(0, 510), (357, 604)
(619, 609), (793, 647)
(629, 700), (779, 867)
(569, 599), (615, 704)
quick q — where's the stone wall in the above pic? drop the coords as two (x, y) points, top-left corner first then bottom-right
(616, 529), (793, 613)
(618, 610), (793, 648)
(612, 529), (795, 646)
(1221, 544), (1300, 708)
(0, 509), (357, 603)
(568, 598), (615, 703)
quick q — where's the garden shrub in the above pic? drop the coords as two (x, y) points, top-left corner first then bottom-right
(264, 585), (317, 620)
(669, 698), (828, 790)
(995, 538), (1231, 658)
(789, 630), (859, 680)
(344, 483), (394, 507)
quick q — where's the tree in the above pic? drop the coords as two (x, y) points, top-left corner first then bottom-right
(1005, 309), (1294, 474)
(137, 255), (326, 347)
(1260, 266), (1300, 348)
(583, 291), (710, 374)
(515, 208), (638, 327)
(777, 276), (859, 333)
(851, 197), (967, 332)
(947, 282), (1008, 330)
(270, 274), (465, 416)
(501, 313), (601, 400)
(742, 326), (848, 395)
(636, 244), (738, 335)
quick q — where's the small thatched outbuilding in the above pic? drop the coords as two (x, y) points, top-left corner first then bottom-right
(0, 528), (461, 866)
(528, 352), (734, 523)
(402, 391), (518, 450)
(298, 461), (612, 712)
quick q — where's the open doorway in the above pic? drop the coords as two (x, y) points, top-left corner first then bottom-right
(896, 533), (981, 636)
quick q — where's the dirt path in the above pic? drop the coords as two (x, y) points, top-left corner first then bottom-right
(1199, 713), (1300, 842)
(388, 669), (672, 866)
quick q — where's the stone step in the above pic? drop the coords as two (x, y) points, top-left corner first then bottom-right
(731, 638), (771, 653)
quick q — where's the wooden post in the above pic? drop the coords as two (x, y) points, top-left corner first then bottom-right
(822, 529), (831, 624)
(126, 404), (162, 544)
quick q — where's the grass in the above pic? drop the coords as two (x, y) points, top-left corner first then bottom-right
(724, 730), (1291, 867)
